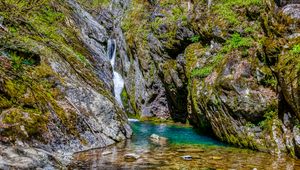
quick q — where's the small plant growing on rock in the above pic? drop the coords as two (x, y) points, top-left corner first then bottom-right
(190, 35), (201, 43)
(291, 44), (300, 55)
(228, 33), (252, 49)
(191, 66), (213, 78)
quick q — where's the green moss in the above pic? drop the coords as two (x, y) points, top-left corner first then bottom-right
(191, 54), (223, 78)
(2, 108), (49, 141)
(291, 44), (300, 55)
(0, 59), (82, 142)
(0, 96), (13, 109)
(0, 0), (117, 144)
(213, 0), (262, 25)
(77, 0), (110, 10)
(128, 84), (139, 115)
(162, 60), (177, 79)
(121, 88), (131, 112)
(244, 27), (255, 33)
(245, 122), (255, 128)
(258, 111), (277, 131)
(185, 43), (204, 77)
(191, 66), (214, 78)
(4, 79), (27, 98)
(139, 117), (173, 124)
(262, 76), (277, 88)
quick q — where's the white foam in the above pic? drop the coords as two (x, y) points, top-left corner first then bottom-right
(107, 39), (125, 106)
(128, 118), (139, 122)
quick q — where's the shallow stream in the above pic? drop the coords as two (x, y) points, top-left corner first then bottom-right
(68, 121), (300, 169)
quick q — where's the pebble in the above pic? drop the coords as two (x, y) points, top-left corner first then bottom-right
(102, 151), (112, 155)
(124, 153), (141, 161)
(181, 155), (192, 160)
(212, 156), (223, 160)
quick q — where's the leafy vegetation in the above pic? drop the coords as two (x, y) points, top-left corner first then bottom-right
(224, 33), (253, 52)
(190, 35), (201, 43)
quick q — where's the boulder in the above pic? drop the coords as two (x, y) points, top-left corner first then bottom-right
(0, 144), (62, 169)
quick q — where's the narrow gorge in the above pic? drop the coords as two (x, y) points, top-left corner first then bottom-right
(0, 0), (300, 169)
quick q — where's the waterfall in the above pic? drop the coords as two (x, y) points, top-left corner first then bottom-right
(208, 0), (212, 8)
(107, 39), (124, 106)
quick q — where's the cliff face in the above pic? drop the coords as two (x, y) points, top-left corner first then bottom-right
(120, 0), (300, 157)
(0, 0), (300, 168)
(0, 0), (131, 168)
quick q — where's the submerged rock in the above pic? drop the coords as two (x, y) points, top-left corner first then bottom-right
(102, 151), (113, 156)
(181, 155), (193, 161)
(124, 153), (140, 161)
(149, 134), (168, 146)
(212, 156), (223, 160)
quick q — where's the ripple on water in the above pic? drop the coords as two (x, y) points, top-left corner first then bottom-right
(68, 122), (300, 169)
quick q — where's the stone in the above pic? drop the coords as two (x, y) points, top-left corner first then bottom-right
(102, 151), (113, 156)
(212, 156), (223, 160)
(124, 153), (140, 161)
(181, 155), (192, 160)
(0, 144), (62, 169)
(282, 4), (300, 21)
(149, 134), (168, 145)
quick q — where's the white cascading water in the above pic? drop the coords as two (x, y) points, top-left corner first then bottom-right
(128, 118), (139, 122)
(107, 39), (124, 106)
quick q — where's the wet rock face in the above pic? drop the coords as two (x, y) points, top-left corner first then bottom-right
(275, 2), (300, 121)
(275, 0), (300, 7)
(42, 0), (132, 154)
(44, 58), (132, 152)
(216, 57), (277, 123)
(0, 0), (132, 168)
(119, 2), (195, 121)
(121, 0), (300, 157)
(189, 52), (280, 152)
(282, 4), (300, 20)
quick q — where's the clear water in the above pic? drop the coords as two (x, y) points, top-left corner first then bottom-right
(69, 122), (300, 170)
(130, 121), (224, 146)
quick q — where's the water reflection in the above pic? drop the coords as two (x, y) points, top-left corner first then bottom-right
(68, 122), (300, 170)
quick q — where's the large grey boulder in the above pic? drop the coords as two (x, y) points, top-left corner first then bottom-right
(0, 144), (62, 170)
